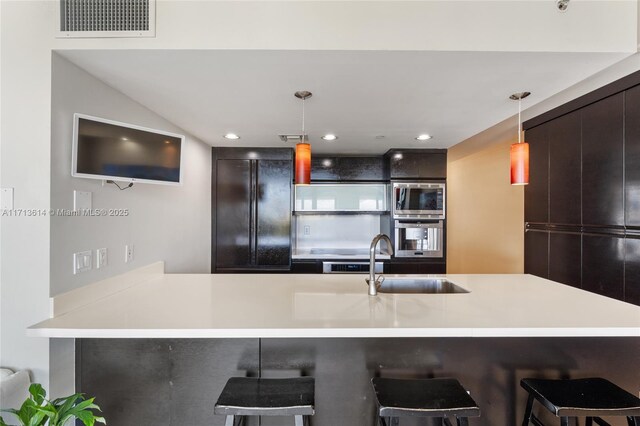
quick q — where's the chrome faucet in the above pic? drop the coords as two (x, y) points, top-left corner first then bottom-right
(367, 234), (393, 296)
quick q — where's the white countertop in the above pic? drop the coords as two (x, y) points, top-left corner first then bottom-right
(28, 269), (640, 338)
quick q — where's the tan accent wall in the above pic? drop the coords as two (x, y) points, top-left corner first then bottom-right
(446, 118), (524, 273)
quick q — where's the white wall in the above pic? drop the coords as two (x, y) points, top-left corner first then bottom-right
(50, 53), (210, 296)
(47, 53), (210, 398)
(0, 0), (638, 399)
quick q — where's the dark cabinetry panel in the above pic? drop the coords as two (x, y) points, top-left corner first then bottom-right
(290, 261), (322, 274)
(548, 232), (581, 289)
(311, 156), (384, 181)
(385, 262), (446, 274)
(625, 86), (640, 226)
(216, 160), (253, 268)
(77, 339), (259, 426)
(624, 238), (640, 305)
(524, 125), (549, 223)
(582, 93), (624, 226)
(582, 234), (625, 301)
(524, 231), (548, 278)
(548, 111), (581, 225)
(386, 150), (447, 179)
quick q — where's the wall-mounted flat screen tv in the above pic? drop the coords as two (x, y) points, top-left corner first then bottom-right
(72, 113), (185, 185)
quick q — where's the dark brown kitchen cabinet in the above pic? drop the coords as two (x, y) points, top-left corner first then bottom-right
(384, 262), (446, 274)
(625, 85), (640, 227)
(548, 232), (581, 289)
(582, 93), (624, 227)
(290, 261), (322, 274)
(385, 149), (447, 179)
(524, 230), (548, 278)
(582, 234), (625, 301)
(624, 237), (640, 305)
(311, 156), (384, 181)
(524, 124), (549, 224)
(548, 110), (581, 225)
(523, 72), (640, 305)
(212, 148), (293, 272)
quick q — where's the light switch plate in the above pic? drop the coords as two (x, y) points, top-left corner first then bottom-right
(96, 248), (108, 269)
(73, 250), (92, 274)
(0, 188), (14, 210)
(73, 190), (92, 211)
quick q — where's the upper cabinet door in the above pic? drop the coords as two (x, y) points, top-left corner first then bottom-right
(625, 86), (640, 227)
(582, 93), (624, 226)
(549, 111), (581, 225)
(524, 124), (549, 223)
(389, 151), (447, 179)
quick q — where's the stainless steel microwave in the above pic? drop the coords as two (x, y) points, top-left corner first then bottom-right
(392, 182), (446, 219)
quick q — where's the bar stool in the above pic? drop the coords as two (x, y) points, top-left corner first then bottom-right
(521, 377), (640, 426)
(371, 377), (481, 426)
(214, 377), (315, 426)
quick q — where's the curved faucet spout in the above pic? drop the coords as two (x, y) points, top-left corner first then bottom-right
(368, 234), (393, 296)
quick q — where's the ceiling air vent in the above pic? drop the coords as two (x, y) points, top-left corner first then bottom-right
(57, 0), (156, 38)
(278, 134), (304, 143)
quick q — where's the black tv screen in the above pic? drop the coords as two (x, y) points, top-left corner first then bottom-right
(72, 114), (184, 185)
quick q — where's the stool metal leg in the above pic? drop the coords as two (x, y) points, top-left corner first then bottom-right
(560, 417), (569, 426)
(457, 417), (469, 426)
(586, 418), (593, 426)
(224, 415), (236, 426)
(294, 415), (303, 426)
(522, 394), (535, 426)
(627, 417), (640, 426)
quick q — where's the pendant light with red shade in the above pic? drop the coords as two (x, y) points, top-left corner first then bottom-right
(510, 92), (531, 186)
(294, 91), (312, 185)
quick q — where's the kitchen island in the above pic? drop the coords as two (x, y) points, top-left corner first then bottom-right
(30, 263), (640, 425)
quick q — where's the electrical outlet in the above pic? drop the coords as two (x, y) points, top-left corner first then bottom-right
(73, 251), (92, 274)
(304, 225), (311, 236)
(125, 244), (134, 263)
(96, 248), (108, 268)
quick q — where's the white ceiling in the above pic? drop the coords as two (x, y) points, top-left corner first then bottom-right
(58, 49), (630, 154)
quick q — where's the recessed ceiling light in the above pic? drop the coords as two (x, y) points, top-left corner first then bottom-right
(415, 134), (433, 141)
(321, 134), (338, 141)
(121, 137), (128, 141)
(393, 153), (403, 160)
(164, 140), (171, 144)
(224, 133), (240, 140)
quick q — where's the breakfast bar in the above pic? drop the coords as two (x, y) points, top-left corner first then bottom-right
(27, 263), (640, 425)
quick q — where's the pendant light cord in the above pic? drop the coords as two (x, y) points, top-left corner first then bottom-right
(518, 98), (522, 144)
(302, 97), (306, 141)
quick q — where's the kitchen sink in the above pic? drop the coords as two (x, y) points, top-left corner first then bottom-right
(376, 277), (469, 294)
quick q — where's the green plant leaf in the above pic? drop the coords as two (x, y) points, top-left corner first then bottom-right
(26, 411), (46, 426)
(0, 415), (10, 426)
(27, 385), (46, 406)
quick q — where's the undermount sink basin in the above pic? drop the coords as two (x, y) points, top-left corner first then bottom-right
(377, 277), (469, 294)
